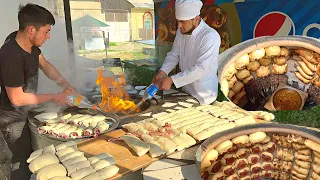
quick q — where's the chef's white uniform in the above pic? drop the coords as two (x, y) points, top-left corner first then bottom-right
(160, 19), (221, 104)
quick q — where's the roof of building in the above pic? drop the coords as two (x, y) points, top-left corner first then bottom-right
(127, 0), (154, 8)
(73, 15), (109, 27)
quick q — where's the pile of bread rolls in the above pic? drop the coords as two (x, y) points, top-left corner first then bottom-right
(200, 132), (320, 180)
(27, 142), (119, 180)
(222, 46), (320, 108)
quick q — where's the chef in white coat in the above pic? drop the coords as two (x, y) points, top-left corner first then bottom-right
(153, 0), (221, 105)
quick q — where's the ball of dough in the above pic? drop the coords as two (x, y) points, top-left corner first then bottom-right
(232, 135), (249, 145)
(36, 164), (67, 180)
(235, 54), (250, 70)
(265, 46), (281, 57)
(249, 132), (267, 144)
(280, 47), (289, 57)
(29, 153), (60, 173)
(249, 48), (265, 61)
(273, 56), (287, 65)
(259, 58), (271, 66)
(201, 149), (218, 169)
(236, 69), (250, 80)
(247, 61), (260, 71)
(215, 140), (233, 155)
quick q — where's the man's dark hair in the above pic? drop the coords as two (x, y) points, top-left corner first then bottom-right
(18, 3), (55, 30)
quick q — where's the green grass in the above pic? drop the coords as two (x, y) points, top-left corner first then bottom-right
(109, 42), (117, 46)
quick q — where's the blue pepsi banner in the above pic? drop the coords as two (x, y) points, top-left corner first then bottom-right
(155, 0), (320, 52)
(235, 0), (320, 41)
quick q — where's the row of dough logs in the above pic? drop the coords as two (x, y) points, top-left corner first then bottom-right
(38, 114), (110, 139)
(27, 141), (119, 180)
(120, 101), (274, 157)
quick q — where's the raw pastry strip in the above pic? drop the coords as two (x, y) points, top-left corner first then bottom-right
(98, 165), (119, 179)
(176, 117), (220, 132)
(92, 158), (116, 171)
(56, 141), (77, 152)
(152, 136), (177, 154)
(195, 123), (236, 141)
(195, 105), (212, 111)
(167, 112), (208, 125)
(171, 115), (214, 129)
(69, 166), (95, 180)
(53, 124), (72, 136)
(59, 125), (78, 138)
(141, 134), (166, 158)
(88, 153), (114, 164)
(66, 160), (91, 176)
(65, 114), (83, 123)
(38, 123), (58, 134)
(187, 121), (229, 136)
(70, 126), (86, 138)
(62, 155), (87, 167)
(88, 115), (106, 128)
(56, 145), (78, 158)
(94, 121), (109, 137)
(60, 151), (84, 162)
(120, 135), (150, 157)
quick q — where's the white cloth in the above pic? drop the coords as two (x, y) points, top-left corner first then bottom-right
(175, 0), (203, 20)
(160, 20), (220, 105)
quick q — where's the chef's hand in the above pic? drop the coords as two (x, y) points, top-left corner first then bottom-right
(159, 77), (173, 90)
(53, 92), (73, 106)
(152, 70), (167, 84)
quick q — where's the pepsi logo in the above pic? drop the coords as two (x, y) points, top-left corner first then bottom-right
(254, 11), (295, 38)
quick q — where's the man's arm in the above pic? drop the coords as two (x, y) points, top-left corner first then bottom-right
(38, 54), (76, 92)
(5, 86), (66, 106)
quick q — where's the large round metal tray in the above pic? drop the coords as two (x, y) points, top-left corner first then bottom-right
(28, 109), (120, 142)
(196, 123), (320, 179)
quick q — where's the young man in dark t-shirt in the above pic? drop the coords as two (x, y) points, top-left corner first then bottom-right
(0, 4), (76, 180)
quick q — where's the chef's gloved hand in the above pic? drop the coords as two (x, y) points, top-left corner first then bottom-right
(152, 70), (167, 85)
(159, 77), (173, 90)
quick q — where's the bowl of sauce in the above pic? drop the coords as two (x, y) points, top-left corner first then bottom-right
(272, 88), (302, 110)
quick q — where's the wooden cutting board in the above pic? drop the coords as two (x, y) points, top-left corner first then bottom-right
(77, 119), (269, 179)
(77, 129), (158, 179)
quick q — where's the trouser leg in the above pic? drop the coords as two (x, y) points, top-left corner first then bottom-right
(0, 111), (32, 180)
(0, 131), (11, 180)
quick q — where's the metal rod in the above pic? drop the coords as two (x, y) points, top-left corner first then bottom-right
(63, 0), (76, 77)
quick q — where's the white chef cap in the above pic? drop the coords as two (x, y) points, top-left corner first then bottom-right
(175, 0), (203, 20)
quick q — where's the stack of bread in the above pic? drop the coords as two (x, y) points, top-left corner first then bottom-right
(27, 141), (119, 180)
